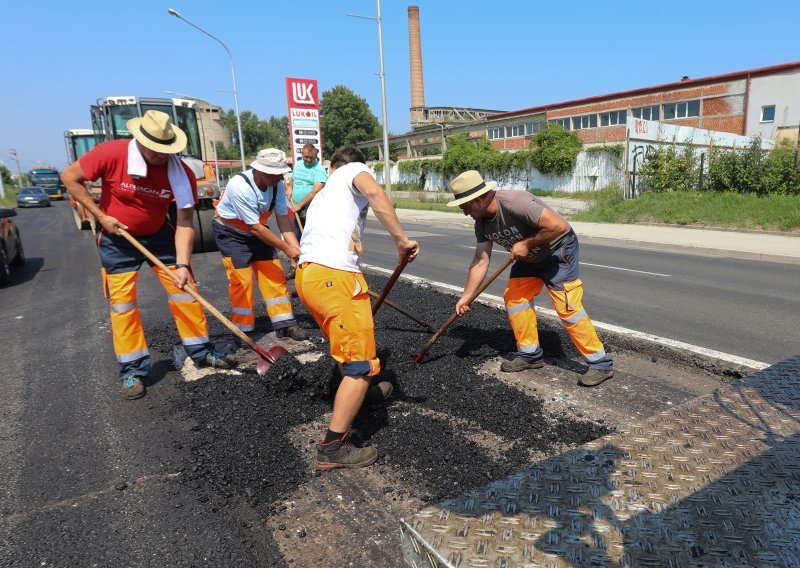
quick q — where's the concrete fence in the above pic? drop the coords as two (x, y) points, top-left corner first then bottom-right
(372, 151), (624, 193)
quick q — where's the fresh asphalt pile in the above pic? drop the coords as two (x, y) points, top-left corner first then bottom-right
(148, 273), (610, 557)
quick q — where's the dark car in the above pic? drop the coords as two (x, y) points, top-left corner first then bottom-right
(0, 208), (25, 286)
(16, 187), (52, 208)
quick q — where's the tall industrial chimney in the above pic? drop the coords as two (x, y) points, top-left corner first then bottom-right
(408, 6), (425, 125)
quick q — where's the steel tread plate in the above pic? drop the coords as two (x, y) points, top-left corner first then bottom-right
(401, 356), (800, 567)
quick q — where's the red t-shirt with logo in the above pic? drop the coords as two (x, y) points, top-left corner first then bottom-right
(79, 139), (198, 236)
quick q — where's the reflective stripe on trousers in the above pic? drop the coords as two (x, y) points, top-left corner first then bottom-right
(221, 257), (295, 331)
(503, 277), (607, 364)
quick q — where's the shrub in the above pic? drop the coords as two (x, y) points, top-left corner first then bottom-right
(528, 124), (582, 175)
(638, 143), (699, 193)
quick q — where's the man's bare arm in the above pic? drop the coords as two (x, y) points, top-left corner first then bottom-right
(61, 162), (126, 235)
(455, 241), (492, 315)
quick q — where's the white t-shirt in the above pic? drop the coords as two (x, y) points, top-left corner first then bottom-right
(299, 162), (372, 272)
(216, 170), (288, 227)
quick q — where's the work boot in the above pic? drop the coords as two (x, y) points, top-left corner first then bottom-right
(199, 351), (237, 370)
(120, 375), (145, 400)
(579, 369), (614, 387)
(364, 381), (393, 406)
(316, 433), (378, 470)
(500, 356), (544, 373)
(276, 325), (306, 341)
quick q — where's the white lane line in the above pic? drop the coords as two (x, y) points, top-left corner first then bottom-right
(459, 245), (670, 277)
(365, 228), (443, 238)
(362, 263), (769, 371)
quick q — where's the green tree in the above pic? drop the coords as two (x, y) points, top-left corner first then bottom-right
(528, 124), (582, 175)
(1, 165), (12, 186)
(217, 110), (289, 160)
(319, 85), (381, 157)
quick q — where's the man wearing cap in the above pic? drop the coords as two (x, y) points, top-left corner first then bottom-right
(296, 146), (419, 469)
(212, 148), (305, 341)
(450, 170), (614, 387)
(61, 110), (235, 400)
(286, 143), (327, 236)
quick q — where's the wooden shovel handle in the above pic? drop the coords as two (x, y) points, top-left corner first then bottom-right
(414, 256), (514, 363)
(368, 289), (433, 331)
(117, 228), (259, 353)
(372, 250), (415, 316)
(288, 196), (304, 233)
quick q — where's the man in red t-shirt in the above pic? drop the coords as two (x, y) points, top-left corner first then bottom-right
(62, 110), (234, 400)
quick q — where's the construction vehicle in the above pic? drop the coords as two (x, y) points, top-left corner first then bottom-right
(90, 96), (221, 252)
(64, 129), (101, 230)
(28, 168), (64, 199)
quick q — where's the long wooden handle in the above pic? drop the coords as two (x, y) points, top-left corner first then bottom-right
(289, 196), (304, 232)
(371, 254), (412, 316)
(118, 229), (258, 353)
(414, 256), (514, 363)
(368, 289), (433, 331)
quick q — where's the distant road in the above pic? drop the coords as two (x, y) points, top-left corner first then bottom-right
(361, 219), (800, 365)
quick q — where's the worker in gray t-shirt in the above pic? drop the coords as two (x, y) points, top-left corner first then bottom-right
(447, 170), (614, 387)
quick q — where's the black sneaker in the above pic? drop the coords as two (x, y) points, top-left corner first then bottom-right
(277, 325), (306, 341)
(120, 375), (145, 400)
(500, 356), (544, 373)
(579, 369), (614, 387)
(316, 433), (378, 470)
(199, 352), (237, 369)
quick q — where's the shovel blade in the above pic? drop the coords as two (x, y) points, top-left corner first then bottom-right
(254, 344), (291, 377)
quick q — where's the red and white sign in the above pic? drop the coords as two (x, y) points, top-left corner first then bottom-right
(285, 77), (322, 162)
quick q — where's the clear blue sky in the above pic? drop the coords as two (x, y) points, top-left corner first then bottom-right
(2, 0), (799, 171)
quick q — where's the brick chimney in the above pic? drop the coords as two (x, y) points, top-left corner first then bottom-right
(408, 6), (425, 124)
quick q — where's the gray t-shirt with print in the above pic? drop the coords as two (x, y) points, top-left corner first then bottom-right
(474, 190), (572, 264)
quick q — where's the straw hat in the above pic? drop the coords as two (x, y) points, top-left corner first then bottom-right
(447, 170), (497, 207)
(127, 110), (187, 154)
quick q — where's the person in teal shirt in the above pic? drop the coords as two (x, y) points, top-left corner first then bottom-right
(287, 144), (327, 236)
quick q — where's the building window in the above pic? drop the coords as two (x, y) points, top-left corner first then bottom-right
(600, 110), (627, 127)
(487, 126), (504, 140)
(662, 99), (700, 120)
(571, 114), (598, 130)
(761, 105), (775, 123)
(525, 120), (545, 135)
(549, 118), (571, 130)
(632, 105), (659, 121)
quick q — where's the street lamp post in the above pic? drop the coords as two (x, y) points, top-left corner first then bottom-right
(165, 90), (221, 194)
(9, 149), (24, 190)
(167, 8), (246, 171)
(347, 0), (392, 198)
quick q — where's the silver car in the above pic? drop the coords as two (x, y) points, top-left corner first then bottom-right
(16, 187), (52, 208)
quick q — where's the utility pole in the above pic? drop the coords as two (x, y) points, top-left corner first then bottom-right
(9, 149), (24, 190)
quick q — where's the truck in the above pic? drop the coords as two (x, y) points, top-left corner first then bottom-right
(27, 168), (64, 199)
(89, 96), (221, 253)
(64, 129), (101, 230)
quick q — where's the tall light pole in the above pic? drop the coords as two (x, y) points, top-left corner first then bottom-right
(9, 149), (24, 189)
(347, 0), (392, 198)
(165, 90), (221, 194)
(167, 8), (246, 171)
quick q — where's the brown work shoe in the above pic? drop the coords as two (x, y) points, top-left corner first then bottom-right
(364, 381), (393, 406)
(500, 356), (544, 373)
(199, 351), (237, 370)
(120, 376), (145, 400)
(579, 369), (614, 387)
(316, 433), (378, 470)
(277, 325), (307, 341)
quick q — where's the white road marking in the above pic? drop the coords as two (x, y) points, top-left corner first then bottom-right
(459, 245), (670, 277)
(362, 263), (770, 371)
(365, 228), (443, 238)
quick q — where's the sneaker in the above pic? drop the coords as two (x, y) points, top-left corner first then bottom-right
(316, 433), (378, 470)
(277, 325), (306, 341)
(199, 351), (237, 369)
(500, 356), (544, 373)
(120, 375), (145, 400)
(364, 381), (393, 406)
(579, 369), (614, 387)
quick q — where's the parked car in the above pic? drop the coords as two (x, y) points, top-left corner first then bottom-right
(0, 208), (25, 286)
(16, 187), (52, 208)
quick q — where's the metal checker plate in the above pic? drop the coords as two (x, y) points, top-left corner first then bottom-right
(401, 356), (800, 568)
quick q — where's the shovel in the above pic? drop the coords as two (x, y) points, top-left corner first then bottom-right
(367, 290), (434, 332)
(118, 229), (288, 377)
(288, 195), (304, 233)
(371, 249), (416, 315)
(413, 256), (513, 364)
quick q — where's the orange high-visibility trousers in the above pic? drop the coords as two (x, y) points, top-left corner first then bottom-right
(221, 257), (296, 332)
(504, 277), (608, 365)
